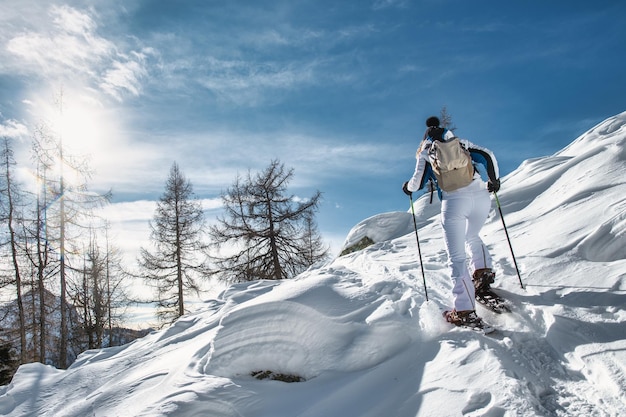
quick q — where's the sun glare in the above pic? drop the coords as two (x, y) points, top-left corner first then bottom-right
(26, 89), (129, 192)
(57, 97), (108, 156)
(40, 90), (124, 169)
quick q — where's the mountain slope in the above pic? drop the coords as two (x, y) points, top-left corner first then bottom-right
(1, 112), (625, 417)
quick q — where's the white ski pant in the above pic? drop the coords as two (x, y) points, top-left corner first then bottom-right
(440, 180), (493, 311)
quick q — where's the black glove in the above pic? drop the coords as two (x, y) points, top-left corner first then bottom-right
(402, 181), (412, 196)
(488, 178), (500, 193)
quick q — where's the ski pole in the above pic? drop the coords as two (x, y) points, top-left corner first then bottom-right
(409, 194), (429, 301)
(493, 191), (524, 289)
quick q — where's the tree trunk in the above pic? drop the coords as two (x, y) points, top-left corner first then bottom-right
(59, 145), (68, 368)
(2, 140), (27, 363)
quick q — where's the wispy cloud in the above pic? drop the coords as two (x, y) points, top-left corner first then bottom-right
(154, 128), (406, 192)
(7, 5), (112, 76)
(4, 4), (151, 102)
(195, 58), (318, 106)
(146, 17), (379, 106)
(372, 0), (409, 10)
(101, 49), (155, 100)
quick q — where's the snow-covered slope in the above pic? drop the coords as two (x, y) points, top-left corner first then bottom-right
(1, 112), (625, 417)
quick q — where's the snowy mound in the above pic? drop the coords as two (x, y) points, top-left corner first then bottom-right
(497, 111), (626, 263)
(341, 211), (416, 253)
(1, 112), (625, 416)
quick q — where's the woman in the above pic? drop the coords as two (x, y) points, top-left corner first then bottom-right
(403, 116), (500, 329)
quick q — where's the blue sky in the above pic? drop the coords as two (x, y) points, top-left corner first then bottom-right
(1, 0), (625, 256)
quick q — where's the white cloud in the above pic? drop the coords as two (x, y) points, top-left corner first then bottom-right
(4, 4), (151, 102)
(99, 200), (156, 222)
(93, 196), (223, 273)
(51, 4), (97, 34)
(101, 55), (148, 100)
(200, 198), (223, 212)
(0, 119), (29, 138)
(7, 5), (113, 76)
(155, 127), (406, 193)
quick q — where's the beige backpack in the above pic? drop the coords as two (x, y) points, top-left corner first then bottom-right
(429, 138), (474, 192)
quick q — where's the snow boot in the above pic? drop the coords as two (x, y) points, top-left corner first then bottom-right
(443, 309), (486, 330)
(473, 268), (495, 295)
(443, 309), (495, 333)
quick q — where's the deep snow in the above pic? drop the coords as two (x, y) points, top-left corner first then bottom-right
(1, 112), (625, 417)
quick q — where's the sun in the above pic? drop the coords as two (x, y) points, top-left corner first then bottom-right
(30, 88), (126, 189)
(56, 95), (109, 156)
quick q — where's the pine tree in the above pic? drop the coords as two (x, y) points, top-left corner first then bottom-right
(299, 210), (329, 269)
(439, 105), (457, 133)
(139, 162), (206, 326)
(209, 159), (328, 282)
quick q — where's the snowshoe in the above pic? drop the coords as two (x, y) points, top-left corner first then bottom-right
(473, 269), (510, 314)
(475, 289), (511, 314)
(443, 309), (495, 334)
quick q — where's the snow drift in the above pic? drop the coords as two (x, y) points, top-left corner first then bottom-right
(1, 112), (625, 417)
